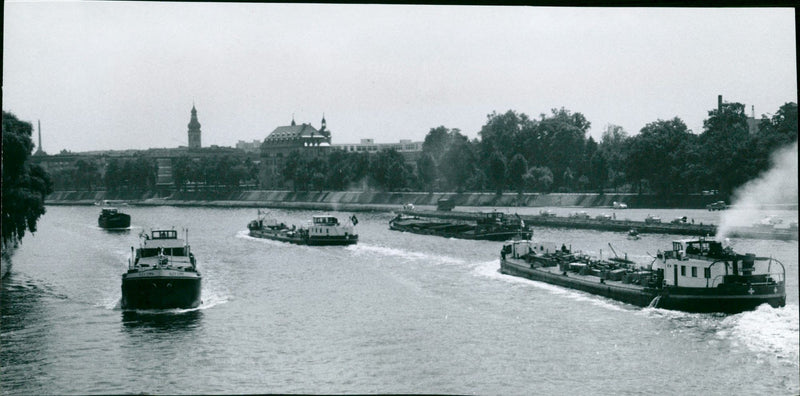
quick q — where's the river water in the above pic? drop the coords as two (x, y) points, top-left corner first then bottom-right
(1, 206), (798, 395)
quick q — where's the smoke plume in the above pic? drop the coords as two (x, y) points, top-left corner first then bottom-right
(716, 141), (798, 239)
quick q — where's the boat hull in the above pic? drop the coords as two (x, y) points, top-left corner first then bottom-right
(99, 213), (131, 229)
(249, 229), (358, 246)
(121, 274), (201, 309)
(390, 220), (531, 241)
(500, 258), (784, 314)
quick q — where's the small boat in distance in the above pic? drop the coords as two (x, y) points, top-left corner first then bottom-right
(98, 207), (131, 229)
(247, 211), (358, 246)
(121, 229), (202, 309)
(390, 211), (532, 241)
(500, 237), (785, 314)
(627, 229), (641, 240)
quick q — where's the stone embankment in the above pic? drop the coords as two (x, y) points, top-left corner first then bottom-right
(45, 190), (732, 209)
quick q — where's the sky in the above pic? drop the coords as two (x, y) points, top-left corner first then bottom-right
(3, 2), (797, 153)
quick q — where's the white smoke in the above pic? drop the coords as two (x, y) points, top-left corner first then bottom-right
(716, 141), (798, 239)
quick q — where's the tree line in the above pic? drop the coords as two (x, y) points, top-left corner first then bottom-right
(38, 100), (797, 198)
(279, 102), (796, 197)
(2, 111), (53, 247)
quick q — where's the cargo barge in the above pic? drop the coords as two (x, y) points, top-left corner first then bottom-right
(390, 211), (532, 241)
(248, 211), (358, 246)
(121, 229), (202, 310)
(499, 238), (786, 314)
(403, 209), (797, 241)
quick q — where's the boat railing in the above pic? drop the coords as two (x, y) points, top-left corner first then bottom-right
(709, 257), (786, 288)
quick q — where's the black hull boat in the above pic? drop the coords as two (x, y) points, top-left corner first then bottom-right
(499, 238), (785, 314)
(121, 229), (202, 310)
(247, 212), (358, 246)
(121, 275), (201, 310)
(390, 212), (532, 241)
(99, 207), (131, 229)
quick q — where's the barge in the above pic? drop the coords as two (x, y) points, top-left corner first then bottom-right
(121, 229), (202, 309)
(98, 207), (131, 229)
(390, 211), (532, 241)
(248, 211), (358, 246)
(499, 238), (785, 314)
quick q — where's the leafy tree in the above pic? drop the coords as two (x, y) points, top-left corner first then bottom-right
(535, 108), (590, 190)
(525, 166), (553, 192)
(104, 159), (122, 191)
(507, 153), (528, 194)
(698, 102), (749, 196)
(439, 136), (475, 192)
(599, 124), (629, 192)
(487, 151), (508, 195)
(416, 152), (437, 193)
(625, 117), (695, 195)
(2, 111), (53, 246)
(370, 149), (410, 191)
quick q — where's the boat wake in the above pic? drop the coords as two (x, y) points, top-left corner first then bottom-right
(235, 229), (287, 246)
(473, 260), (627, 312)
(720, 304), (799, 365)
(641, 303), (799, 366)
(346, 243), (466, 266)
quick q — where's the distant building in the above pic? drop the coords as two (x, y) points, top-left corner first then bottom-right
(236, 139), (262, 153)
(187, 104), (202, 150)
(331, 138), (423, 165)
(260, 115), (331, 187)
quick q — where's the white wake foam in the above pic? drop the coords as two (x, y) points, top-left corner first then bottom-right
(720, 303), (799, 364)
(347, 243), (466, 266)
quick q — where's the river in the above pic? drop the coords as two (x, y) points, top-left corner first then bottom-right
(1, 206), (798, 395)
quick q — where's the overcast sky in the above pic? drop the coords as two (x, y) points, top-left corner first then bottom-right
(3, 3), (797, 153)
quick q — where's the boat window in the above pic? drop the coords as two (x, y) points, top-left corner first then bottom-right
(691, 267), (697, 277)
(681, 266), (686, 276)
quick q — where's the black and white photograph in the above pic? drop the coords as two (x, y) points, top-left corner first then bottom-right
(2, 2), (797, 395)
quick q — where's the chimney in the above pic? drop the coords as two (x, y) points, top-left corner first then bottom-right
(718, 95), (722, 113)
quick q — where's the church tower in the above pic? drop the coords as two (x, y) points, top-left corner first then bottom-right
(187, 104), (202, 150)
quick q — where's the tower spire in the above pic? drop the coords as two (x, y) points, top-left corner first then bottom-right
(34, 120), (45, 155)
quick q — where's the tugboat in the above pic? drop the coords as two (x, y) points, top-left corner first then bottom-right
(499, 237), (785, 314)
(98, 207), (131, 229)
(390, 211), (532, 241)
(247, 211), (358, 246)
(121, 229), (202, 309)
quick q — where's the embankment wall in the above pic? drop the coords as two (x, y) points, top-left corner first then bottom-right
(45, 190), (732, 209)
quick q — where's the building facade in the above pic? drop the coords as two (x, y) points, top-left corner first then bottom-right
(259, 116), (332, 187)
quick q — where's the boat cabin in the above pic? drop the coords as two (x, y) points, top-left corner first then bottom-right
(312, 215), (340, 226)
(101, 208), (119, 216)
(657, 238), (776, 289)
(138, 230), (188, 257)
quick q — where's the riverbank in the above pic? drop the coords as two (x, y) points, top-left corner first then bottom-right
(45, 190), (785, 210)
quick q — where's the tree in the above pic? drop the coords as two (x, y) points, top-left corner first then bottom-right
(370, 149), (410, 191)
(416, 153), (437, 193)
(507, 153), (528, 195)
(2, 111), (53, 246)
(440, 136), (476, 192)
(535, 108), (590, 190)
(698, 102), (749, 196)
(487, 151), (508, 195)
(625, 117), (695, 195)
